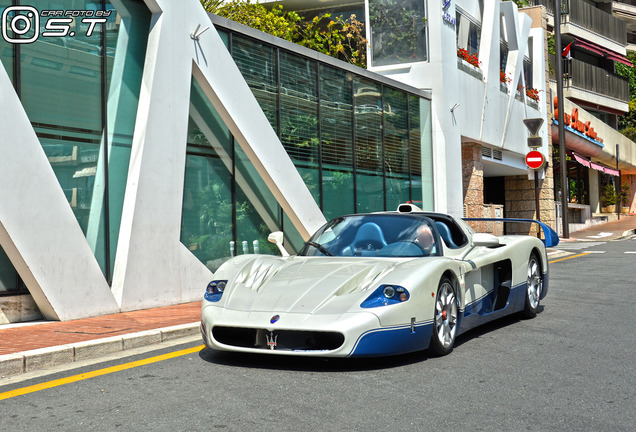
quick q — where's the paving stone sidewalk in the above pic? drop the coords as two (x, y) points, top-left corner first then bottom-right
(0, 302), (201, 377)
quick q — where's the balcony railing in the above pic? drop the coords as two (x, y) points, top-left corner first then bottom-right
(550, 54), (629, 103)
(531, 0), (627, 45)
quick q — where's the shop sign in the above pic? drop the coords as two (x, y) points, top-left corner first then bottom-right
(553, 98), (603, 144)
(442, 0), (456, 28)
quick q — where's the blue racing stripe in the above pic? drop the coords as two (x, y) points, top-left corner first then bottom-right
(349, 321), (434, 357)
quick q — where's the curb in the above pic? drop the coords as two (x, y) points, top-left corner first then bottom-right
(0, 322), (200, 378)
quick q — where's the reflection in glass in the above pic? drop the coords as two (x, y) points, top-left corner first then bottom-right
(279, 52), (320, 206)
(354, 77), (384, 213)
(17, 1), (149, 280)
(181, 79), (234, 271)
(235, 144), (281, 257)
(320, 65), (354, 219)
(87, 1), (150, 278)
(232, 35), (278, 131)
(416, 96), (434, 210)
(384, 87), (409, 210)
(369, 0), (428, 66)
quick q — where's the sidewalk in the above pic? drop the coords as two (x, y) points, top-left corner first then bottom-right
(0, 302), (201, 378)
(560, 213), (636, 242)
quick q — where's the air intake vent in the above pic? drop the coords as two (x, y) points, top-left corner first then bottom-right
(481, 146), (492, 158)
(493, 149), (503, 160)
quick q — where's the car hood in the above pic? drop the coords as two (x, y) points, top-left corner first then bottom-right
(219, 255), (413, 315)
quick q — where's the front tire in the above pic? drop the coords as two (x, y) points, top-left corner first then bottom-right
(429, 276), (459, 356)
(523, 252), (542, 318)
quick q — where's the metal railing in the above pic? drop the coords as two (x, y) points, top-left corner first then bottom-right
(549, 54), (629, 103)
(531, 0), (627, 45)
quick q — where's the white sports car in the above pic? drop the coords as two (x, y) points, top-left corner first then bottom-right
(200, 204), (557, 357)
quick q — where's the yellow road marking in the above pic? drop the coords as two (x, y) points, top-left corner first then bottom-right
(0, 345), (204, 401)
(549, 252), (590, 264)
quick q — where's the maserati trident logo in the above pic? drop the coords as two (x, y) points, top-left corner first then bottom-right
(266, 331), (278, 350)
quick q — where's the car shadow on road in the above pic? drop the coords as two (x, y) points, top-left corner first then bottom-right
(198, 308), (542, 372)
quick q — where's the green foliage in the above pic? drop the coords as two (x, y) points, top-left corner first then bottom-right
(368, 0), (427, 65)
(617, 51), (636, 132)
(621, 126), (636, 143)
(203, 0), (367, 68)
(601, 183), (617, 206)
(620, 183), (631, 204)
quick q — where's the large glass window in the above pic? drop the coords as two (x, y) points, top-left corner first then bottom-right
(232, 35), (278, 131)
(320, 65), (354, 219)
(412, 96), (434, 210)
(179, 26), (434, 268)
(182, 79), (234, 271)
(456, 10), (481, 57)
(13, 0), (149, 282)
(279, 51), (320, 206)
(354, 78), (384, 213)
(181, 78), (282, 270)
(368, 0), (428, 66)
(383, 87), (410, 210)
(234, 143), (282, 257)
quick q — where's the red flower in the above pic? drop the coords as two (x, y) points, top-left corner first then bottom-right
(500, 70), (511, 84)
(457, 48), (480, 68)
(526, 88), (540, 102)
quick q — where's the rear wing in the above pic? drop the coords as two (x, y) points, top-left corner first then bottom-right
(463, 218), (560, 247)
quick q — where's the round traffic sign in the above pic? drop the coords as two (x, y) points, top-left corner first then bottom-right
(525, 150), (545, 169)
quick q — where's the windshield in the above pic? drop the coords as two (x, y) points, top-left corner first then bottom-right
(298, 214), (440, 258)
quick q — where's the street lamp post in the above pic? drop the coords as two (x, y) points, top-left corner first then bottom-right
(555, 0), (569, 238)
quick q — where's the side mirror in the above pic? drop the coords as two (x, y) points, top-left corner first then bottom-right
(267, 231), (290, 257)
(472, 233), (500, 248)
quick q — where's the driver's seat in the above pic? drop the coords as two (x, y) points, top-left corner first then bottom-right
(341, 223), (388, 256)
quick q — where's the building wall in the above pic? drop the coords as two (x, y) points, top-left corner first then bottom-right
(366, 1), (551, 222)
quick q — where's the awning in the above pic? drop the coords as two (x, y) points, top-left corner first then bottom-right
(590, 162), (605, 172)
(572, 153), (591, 168)
(572, 36), (633, 67)
(572, 154), (620, 176)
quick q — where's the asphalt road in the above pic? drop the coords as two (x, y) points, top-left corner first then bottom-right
(1, 237), (635, 431)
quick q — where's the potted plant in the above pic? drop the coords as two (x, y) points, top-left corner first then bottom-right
(601, 183), (617, 213)
(620, 183), (631, 214)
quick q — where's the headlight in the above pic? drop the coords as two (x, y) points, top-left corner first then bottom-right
(361, 284), (410, 308)
(204, 280), (228, 302)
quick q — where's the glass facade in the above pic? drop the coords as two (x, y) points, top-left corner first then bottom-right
(368, 0), (428, 66)
(0, 0), (150, 286)
(181, 78), (283, 271)
(0, 7), (433, 285)
(179, 27), (433, 270)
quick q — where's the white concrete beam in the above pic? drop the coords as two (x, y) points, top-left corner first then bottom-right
(0, 61), (119, 321)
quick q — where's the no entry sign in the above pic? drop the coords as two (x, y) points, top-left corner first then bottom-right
(525, 150), (545, 169)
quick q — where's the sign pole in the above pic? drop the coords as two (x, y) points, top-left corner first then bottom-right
(535, 173), (541, 237)
(617, 144), (621, 221)
(555, 0), (569, 238)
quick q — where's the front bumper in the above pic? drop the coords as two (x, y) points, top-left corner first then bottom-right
(201, 304), (434, 357)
